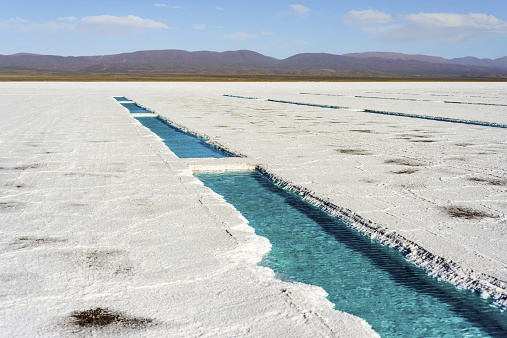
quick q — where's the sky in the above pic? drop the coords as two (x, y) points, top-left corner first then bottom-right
(1, 1), (506, 59)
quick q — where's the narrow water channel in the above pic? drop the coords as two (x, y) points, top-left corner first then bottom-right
(195, 170), (507, 337)
(224, 95), (507, 128)
(117, 97), (507, 336)
(134, 116), (231, 158)
(120, 102), (151, 114)
(115, 97), (232, 158)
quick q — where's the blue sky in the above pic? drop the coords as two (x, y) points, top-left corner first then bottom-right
(1, 1), (506, 59)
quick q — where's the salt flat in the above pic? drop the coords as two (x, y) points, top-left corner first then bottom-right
(129, 82), (507, 306)
(1, 81), (506, 336)
(0, 83), (376, 337)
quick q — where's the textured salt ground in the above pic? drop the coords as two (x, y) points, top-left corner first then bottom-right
(0, 83), (376, 337)
(1, 81), (506, 336)
(129, 82), (507, 305)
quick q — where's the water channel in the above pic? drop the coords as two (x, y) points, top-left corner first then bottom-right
(122, 97), (507, 336)
(134, 116), (231, 158)
(195, 171), (507, 337)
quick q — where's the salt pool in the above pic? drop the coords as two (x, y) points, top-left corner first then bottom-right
(113, 96), (129, 101)
(195, 171), (507, 337)
(223, 95), (507, 128)
(117, 88), (506, 336)
(134, 116), (231, 158)
(120, 102), (152, 114)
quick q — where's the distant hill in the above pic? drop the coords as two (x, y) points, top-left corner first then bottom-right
(344, 52), (507, 69)
(0, 53), (94, 71)
(1, 49), (506, 79)
(86, 49), (278, 66)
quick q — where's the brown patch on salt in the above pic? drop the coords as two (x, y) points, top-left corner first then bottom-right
(0, 164), (40, 170)
(10, 237), (67, 249)
(0, 202), (25, 212)
(70, 308), (153, 328)
(384, 158), (425, 167)
(360, 178), (377, 183)
(443, 206), (495, 220)
(349, 129), (373, 133)
(83, 250), (123, 268)
(393, 169), (418, 174)
(467, 177), (506, 186)
(337, 149), (372, 155)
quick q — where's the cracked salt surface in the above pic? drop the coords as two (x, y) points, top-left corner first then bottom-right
(132, 82), (507, 304)
(196, 170), (507, 336)
(1, 81), (506, 336)
(0, 83), (376, 337)
(231, 95), (507, 128)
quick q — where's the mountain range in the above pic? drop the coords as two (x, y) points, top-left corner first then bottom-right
(1, 50), (507, 79)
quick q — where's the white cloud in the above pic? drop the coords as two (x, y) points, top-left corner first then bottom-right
(226, 32), (256, 40)
(57, 16), (78, 22)
(345, 9), (393, 26)
(216, 7), (224, 11)
(0, 15), (168, 35)
(290, 4), (310, 15)
(293, 40), (309, 45)
(404, 12), (506, 31)
(8, 17), (29, 23)
(193, 24), (206, 30)
(0, 18), (74, 32)
(261, 31), (274, 35)
(80, 15), (167, 29)
(346, 10), (507, 42)
(153, 4), (168, 7)
(79, 15), (168, 35)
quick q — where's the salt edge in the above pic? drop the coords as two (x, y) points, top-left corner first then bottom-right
(132, 97), (507, 310)
(255, 166), (507, 310)
(130, 108), (380, 336)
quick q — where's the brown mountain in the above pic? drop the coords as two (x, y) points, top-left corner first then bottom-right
(0, 53), (95, 71)
(1, 49), (506, 78)
(87, 49), (277, 66)
(281, 53), (507, 77)
(344, 51), (507, 69)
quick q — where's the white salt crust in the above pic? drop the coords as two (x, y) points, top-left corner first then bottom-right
(0, 82), (378, 337)
(2, 81), (506, 336)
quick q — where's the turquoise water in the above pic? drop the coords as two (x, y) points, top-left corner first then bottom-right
(119, 102), (152, 114)
(113, 96), (153, 113)
(224, 95), (507, 129)
(195, 171), (507, 337)
(134, 116), (231, 158)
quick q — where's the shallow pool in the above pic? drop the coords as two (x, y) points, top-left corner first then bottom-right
(119, 102), (152, 114)
(113, 96), (129, 101)
(135, 116), (231, 158)
(195, 171), (507, 337)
